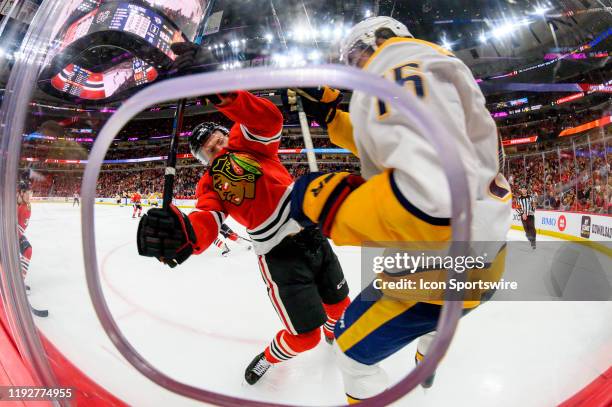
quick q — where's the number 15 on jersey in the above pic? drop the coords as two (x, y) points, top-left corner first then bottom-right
(377, 62), (427, 119)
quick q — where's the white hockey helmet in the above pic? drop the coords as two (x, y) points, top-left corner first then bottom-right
(340, 16), (412, 65)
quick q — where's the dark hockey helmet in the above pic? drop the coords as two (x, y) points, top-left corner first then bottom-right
(18, 180), (30, 192)
(189, 122), (229, 164)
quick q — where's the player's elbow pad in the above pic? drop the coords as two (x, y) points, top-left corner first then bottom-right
(291, 172), (365, 237)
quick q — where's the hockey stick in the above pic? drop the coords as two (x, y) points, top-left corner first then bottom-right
(295, 95), (319, 172)
(238, 234), (252, 243)
(30, 305), (49, 318)
(163, 99), (186, 209)
(162, 2), (216, 209)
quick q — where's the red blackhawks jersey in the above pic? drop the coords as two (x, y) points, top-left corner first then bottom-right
(188, 91), (300, 255)
(131, 193), (142, 203)
(17, 202), (31, 237)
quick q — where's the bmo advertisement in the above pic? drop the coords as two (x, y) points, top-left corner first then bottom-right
(512, 210), (612, 242)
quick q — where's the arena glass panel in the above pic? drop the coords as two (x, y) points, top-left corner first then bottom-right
(1, 0), (612, 406)
(1, 1), (470, 405)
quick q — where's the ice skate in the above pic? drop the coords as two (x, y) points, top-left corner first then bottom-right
(245, 352), (271, 385)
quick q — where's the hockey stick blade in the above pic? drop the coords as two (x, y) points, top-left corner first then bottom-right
(30, 305), (49, 318)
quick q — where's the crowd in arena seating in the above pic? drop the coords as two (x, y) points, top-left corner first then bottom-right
(505, 136), (611, 214)
(27, 131), (611, 214)
(28, 160), (360, 201)
(280, 136), (337, 149)
(23, 85), (611, 215)
(498, 108), (606, 144)
(22, 133), (342, 163)
(30, 171), (82, 197)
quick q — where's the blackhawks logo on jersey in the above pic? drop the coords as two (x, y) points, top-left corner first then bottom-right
(210, 153), (263, 205)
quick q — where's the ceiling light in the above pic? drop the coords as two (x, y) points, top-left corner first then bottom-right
(308, 50), (321, 61)
(532, 6), (550, 16)
(320, 26), (331, 40)
(291, 51), (304, 62)
(491, 22), (515, 39)
(333, 26), (343, 39)
(294, 26), (308, 42)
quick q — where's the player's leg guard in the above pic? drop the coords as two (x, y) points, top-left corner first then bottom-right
(213, 238), (224, 249)
(415, 331), (437, 388)
(20, 245), (32, 279)
(334, 342), (389, 403)
(19, 236), (32, 279)
(322, 297), (350, 344)
(333, 280), (455, 402)
(213, 238), (231, 256)
(264, 328), (321, 364)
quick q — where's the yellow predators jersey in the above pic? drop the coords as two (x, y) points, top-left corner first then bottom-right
(327, 37), (512, 245)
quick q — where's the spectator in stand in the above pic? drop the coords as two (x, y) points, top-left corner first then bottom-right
(22, 104), (610, 214)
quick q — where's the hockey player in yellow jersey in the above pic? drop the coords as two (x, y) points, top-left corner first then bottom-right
(289, 16), (512, 403)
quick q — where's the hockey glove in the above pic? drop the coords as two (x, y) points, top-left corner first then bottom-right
(291, 172), (365, 237)
(137, 205), (197, 268)
(169, 42), (216, 74)
(204, 92), (237, 106)
(283, 87), (343, 129)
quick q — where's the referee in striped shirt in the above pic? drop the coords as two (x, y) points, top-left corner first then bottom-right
(517, 186), (537, 249)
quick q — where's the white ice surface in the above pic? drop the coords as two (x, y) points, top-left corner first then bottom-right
(24, 203), (612, 406)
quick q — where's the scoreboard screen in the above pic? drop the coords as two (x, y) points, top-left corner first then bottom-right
(141, 0), (207, 41)
(50, 57), (158, 101)
(102, 3), (179, 59)
(39, 1), (197, 103)
(47, 1), (183, 62)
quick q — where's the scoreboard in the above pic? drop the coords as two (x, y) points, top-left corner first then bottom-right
(39, 1), (191, 103)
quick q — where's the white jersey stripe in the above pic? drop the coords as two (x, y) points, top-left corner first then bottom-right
(240, 124), (282, 145)
(278, 334), (299, 356)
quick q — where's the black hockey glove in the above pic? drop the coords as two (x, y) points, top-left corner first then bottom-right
(283, 87), (343, 129)
(204, 92), (237, 106)
(169, 41), (216, 74)
(137, 205), (197, 268)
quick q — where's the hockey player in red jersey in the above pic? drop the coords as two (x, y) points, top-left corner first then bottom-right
(131, 191), (143, 218)
(211, 236), (231, 256)
(137, 90), (350, 385)
(222, 223), (252, 250)
(17, 181), (32, 289)
(212, 223), (252, 256)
